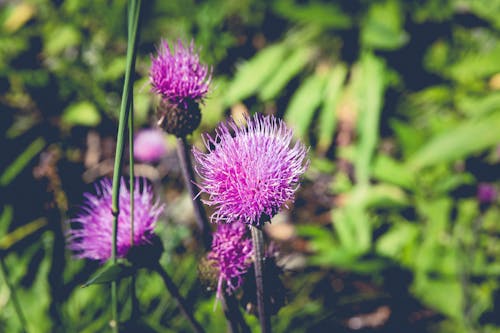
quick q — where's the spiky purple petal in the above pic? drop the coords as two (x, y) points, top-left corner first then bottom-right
(66, 178), (164, 262)
(208, 222), (253, 297)
(193, 114), (309, 227)
(150, 39), (211, 107)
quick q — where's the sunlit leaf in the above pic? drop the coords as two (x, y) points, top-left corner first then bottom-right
(354, 52), (387, 184)
(258, 46), (314, 101)
(364, 184), (409, 208)
(44, 25), (82, 56)
(62, 101), (101, 127)
(273, 0), (352, 28)
(224, 43), (288, 106)
(3, 3), (36, 33)
(372, 155), (415, 189)
(361, 0), (408, 50)
(317, 64), (347, 152)
(408, 112), (500, 170)
(376, 222), (419, 259)
(284, 71), (329, 140)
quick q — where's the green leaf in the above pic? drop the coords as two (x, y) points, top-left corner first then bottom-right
(447, 44), (500, 82)
(364, 184), (409, 209)
(390, 119), (427, 158)
(272, 0), (351, 28)
(468, 0), (500, 30)
(372, 155), (415, 189)
(354, 52), (387, 184)
(376, 222), (419, 259)
(0, 218), (46, 250)
(224, 43), (288, 106)
(332, 197), (372, 255)
(0, 206), (13, 235)
(317, 64), (347, 152)
(82, 261), (134, 287)
(100, 57), (127, 81)
(44, 25), (81, 56)
(408, 112), (500, 170)
(0, 137), (46, 186)
(361, 0), (408, 50)
(258, 46), (314, 101)
(3, 3), (36, 33)
(413, 275), (462, 319)
(284, 71), (329, 140)
(456, 91), (500, 118)
(62, 101), (102, 127)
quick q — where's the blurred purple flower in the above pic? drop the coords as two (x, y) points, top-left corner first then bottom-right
(133, 128), (167, 163)
(193, 114), (309, 227)
(477, 183), (497, 204)
(208, 222), (253, 297)
(67, 178), (164, 262)
(150, 39), (211, 108)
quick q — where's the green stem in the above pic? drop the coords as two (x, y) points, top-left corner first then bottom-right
(129, 80), (139, 321)
(110, 0), (142, 331)
(176, 137), (248, 330)
(154, 263), (206, 333)
(223, 293), (251, 333)
(251, 226), (271, 333)
(127, 0), (138, 320)
(176, 137), (212, 249)
(0, 257), (28, 333)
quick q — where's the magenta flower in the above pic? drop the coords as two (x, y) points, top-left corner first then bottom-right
(150, 39), (211, 108)
(67, 178), (164, 262)
(133, 128), (167, 163)
(477, 183), (497, 204)
(208, 222), (253, 297)
(193, 114), (309, 227)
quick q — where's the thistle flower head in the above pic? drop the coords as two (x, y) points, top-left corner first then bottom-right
(133, 128), (167, 163)
(477, 183), (497, 204)
(193, 114), (309, 227)
(150, 39), (211, 108)
(208, 222), (253, 297)
(66, 178), (164, 262)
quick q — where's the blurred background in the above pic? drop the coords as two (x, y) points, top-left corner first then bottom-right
(1, 0), (500, 332)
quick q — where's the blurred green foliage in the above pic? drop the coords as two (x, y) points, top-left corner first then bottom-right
(2, 0), (500, 332)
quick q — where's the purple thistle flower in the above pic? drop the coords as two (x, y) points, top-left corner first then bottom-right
(208, 222), (253, 297)
(193, 114), (309, 227)
(477, 183), (497, 204)
(150, 39), (211, 108)
(67, 178), (164, 262)
(133, 128), (167, 163)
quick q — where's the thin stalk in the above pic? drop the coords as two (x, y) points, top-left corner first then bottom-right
(0, 257), (28, 333)
(176, 136), (211, 249)
(129, 94), (139, 319)
(127, 0), (138, 320)
(221, 296), (238, 333)
(176, 137), (247, 331)
(110, 0), (142, 331)
(154, 263), (206, 333)
(251, 226), (271, 333)
(223, 293), (251, 333)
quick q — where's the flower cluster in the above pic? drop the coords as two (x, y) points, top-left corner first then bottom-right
(193, 114), (309, 227)
(150, 39), (211, 108)
(208, 222), (253, 298)
(66, 178), (164, 262)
